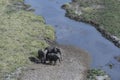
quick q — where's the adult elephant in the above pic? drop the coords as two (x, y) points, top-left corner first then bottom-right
(44, 46), (62, 61)
(46, 52), (61, 65)
(38, 46), (62, 64)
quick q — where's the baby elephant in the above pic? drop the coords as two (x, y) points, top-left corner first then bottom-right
(38, 49), (46, 63)
(46, 52), (61, 65)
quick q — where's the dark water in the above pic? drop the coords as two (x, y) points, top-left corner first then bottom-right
(25, 0), (120, 80)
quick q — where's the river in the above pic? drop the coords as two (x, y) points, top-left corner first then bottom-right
(24, 0), (120, 80)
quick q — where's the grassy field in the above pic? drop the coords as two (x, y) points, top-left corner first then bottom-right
(0, 0), (55, 79)
(63, 0), (120, 38)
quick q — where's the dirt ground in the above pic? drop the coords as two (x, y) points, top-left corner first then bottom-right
(19, 45), (90, 80)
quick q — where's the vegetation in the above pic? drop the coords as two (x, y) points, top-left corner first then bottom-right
(0, 0), (55, 79)
(87, 69), (107, 80)
(63, 0), (120, 38)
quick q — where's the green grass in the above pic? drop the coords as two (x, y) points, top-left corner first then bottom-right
(0, 0), (55, 79)
(87, 69), (106, 80)
(63, 0), (120, 38)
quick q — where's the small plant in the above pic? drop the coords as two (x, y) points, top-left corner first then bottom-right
(87, 69), (106, 80)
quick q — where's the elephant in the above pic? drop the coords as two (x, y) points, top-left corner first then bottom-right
(46, 52), (61, 65)
(38, 46), (62, 65)
(38, 49), (46, 63)
(44, 46), (62, 61)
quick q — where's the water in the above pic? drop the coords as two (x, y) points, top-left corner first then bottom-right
(25, 0), (120, 80)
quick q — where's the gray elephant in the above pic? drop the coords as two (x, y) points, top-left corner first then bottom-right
(38, 49), (46, 63)
(46, 52), (61, 65)
(44, 46), (62, 61)
(38, 46), (62, 65)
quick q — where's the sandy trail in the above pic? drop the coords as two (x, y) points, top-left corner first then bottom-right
(20, 45), (90, 80)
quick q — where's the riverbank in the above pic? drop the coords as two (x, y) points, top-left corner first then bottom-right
(62, 0), (120, 48)
(0, 0), (55, 80)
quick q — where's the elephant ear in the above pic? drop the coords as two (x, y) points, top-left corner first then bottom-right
(44, 49), (48, 55)
(53, 47), (57, 52)
(56, 47), (61, 54)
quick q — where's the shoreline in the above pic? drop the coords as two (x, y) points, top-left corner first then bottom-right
(66, 13), (120, 48)
(62, 1), (120, 48)
(0, 0), (55, 80)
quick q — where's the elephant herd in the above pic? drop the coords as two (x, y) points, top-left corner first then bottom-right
(38, 46), (62, 65)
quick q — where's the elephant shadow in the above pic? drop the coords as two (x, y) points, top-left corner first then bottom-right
(28, 57), (51, 65)
(29, 57), (41, 64)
